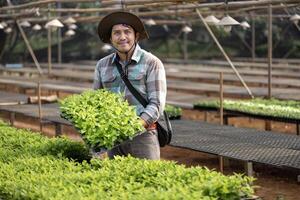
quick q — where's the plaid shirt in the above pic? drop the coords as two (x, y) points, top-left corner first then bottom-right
(93, 44), (166, 125)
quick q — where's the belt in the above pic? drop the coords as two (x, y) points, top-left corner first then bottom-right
(147, 123), (157, 131)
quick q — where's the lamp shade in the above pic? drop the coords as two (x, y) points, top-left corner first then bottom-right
(19, 20), (31, 27)
(45, 19), (64, 29)
(68, 24), (77, 30)
(64, 17), (76, 24)
(65, 29), (75, 36)
(4, 27), (12, 33)
(182, 25), (192, 33)
(204, 15), (220, 25)
(0, 22), (7, 28)
(290, 14), (300, 21)
(290, 14), (300, 23)
(218, 15), (240, 26)
(145, 19), (156, 26)
(101, 44), (113, 52)
(32, 24), (41, 31)
(240, 21), (250, 29)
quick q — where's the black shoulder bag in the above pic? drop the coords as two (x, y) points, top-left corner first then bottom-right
(115, 61), (172, 147)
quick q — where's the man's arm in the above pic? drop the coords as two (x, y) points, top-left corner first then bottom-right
(140, 57), (167, 126)
(93, 61), (103, 89)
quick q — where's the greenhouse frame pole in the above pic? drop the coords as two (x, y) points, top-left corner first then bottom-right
(57, 2), (62, 64)
(16, 22), (43, 75)
(196, 8), (254, 98)
(251, 13), (256, 62)
(219, 72), (224, 126)
(47, 3), (52, 75)
(267, 4), (272, 99)
(183, 32), (188, 61)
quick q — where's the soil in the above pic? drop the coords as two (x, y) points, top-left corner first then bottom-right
(1, 109), (299, 200)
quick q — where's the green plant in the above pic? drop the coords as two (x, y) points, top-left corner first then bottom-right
(165, 104), (182, 119)
(60, 89), (144, 150)
(42, 136), (91, 162)
(0, 123), (256, 200)
(0, 123), (90, 163)
(194, 98), (300, 120)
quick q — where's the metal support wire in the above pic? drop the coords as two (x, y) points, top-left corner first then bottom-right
(196, 8), (254, 98)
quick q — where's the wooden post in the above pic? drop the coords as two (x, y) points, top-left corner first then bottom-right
(267, 4), (272, 99)
(57, 2), (62, 64)
(224, 115), (229, 125)
(48, 4), (52, 75)
(265, 120), (272, 131)
(37, 80), (42, 132)
(183, 32), (188, 61)
(55, 123), (62, 137)
(244, 161), (254, 177)
(219, 156), (224, 174)
(56, 90), (60, 98)
(9, 112), (15, 126)
(204, 111), (208, 121)
(219, 72), (224, 125)
(166, 38), (171, 58)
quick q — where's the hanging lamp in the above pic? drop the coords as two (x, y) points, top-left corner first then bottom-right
(204, 15), (220, 25)
(290, 14), (300, 24)
(101, 44), (113, 52)
(145, 19), (156, 26)
(68, 24), (77, 30)
(65, 29), (75, 36)
(64, 17), (76, 24)
(218, 15), (240, 32)
(240, 21), (250, 30)
(45, 19), (64, 29)
(0, 22), (7, 28)
(182, 25), (192, 33)
(217, 0), (240, 33)
(32, 24), (42, 31)
(4, 27), (12, 33)
(19, 20), (31, 27)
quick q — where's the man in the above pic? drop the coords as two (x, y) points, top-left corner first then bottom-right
(93, 11), (166, 160)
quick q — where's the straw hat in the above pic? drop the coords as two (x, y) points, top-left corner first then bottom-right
(98, 11), (149, 43)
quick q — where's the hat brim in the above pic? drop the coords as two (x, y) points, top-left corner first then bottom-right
(98, 12), (149, 43)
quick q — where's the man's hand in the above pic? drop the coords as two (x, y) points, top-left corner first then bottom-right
(140, 118), (148, 128)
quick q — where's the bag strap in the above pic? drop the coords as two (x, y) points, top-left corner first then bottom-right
(115, 61), (148, 108)
(115, 60), (172, 133)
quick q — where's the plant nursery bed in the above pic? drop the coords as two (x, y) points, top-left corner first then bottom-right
(178, 109), (300, 200)
(1, 109), (299, 200)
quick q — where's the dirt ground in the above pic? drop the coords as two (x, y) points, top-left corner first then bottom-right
(1, 109), (299, 200)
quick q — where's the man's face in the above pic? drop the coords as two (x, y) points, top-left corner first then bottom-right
(110, 24), (139, 53)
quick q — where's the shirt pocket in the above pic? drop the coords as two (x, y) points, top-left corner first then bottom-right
(102, 74), (117, 89)
(128, 70), (146, 94)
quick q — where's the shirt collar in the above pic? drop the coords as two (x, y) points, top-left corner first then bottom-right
(111, 44), (142, 64)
